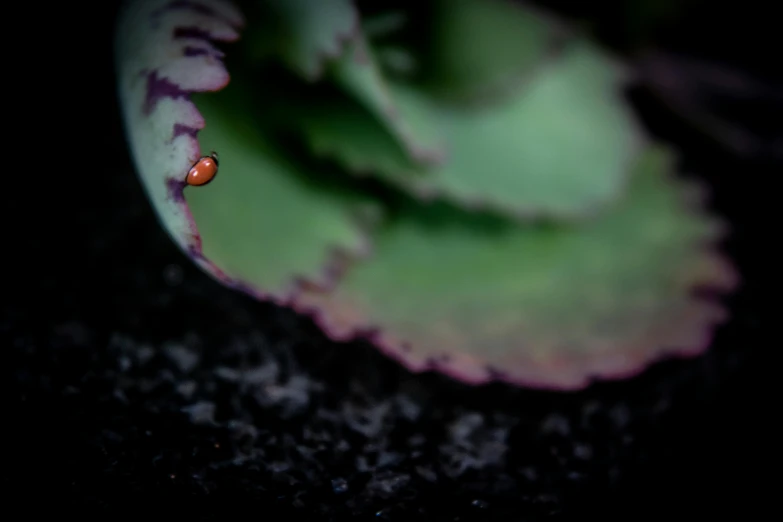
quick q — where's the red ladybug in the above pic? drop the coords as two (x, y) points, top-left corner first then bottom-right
(186, 151), (219, 186)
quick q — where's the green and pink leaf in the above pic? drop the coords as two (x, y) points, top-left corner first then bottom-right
(291, 149), (738, 390)
(116, 0), (372, 301)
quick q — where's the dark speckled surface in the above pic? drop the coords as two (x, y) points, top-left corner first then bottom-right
(6, 1), (778, 520)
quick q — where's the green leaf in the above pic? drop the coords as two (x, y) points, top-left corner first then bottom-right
(242, 0), (445, 171)
(246, 0), (359, 80)
(298, 40), (643, 219)
(414, 40), (642, 218)
(293, 148), (737, 390)
(185, 80), (373, 299)
(239, 63), (427, 181)
(328, 33), (447, 166)
(292, 79), (432, 180)
(300, 89), (424, 179)
(421, 0), (564, 105)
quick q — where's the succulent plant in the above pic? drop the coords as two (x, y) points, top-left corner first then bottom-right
(116, 0), (737, 390)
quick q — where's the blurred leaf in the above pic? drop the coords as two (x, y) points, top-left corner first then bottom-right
(294, 148), (737, 389)
(421, 0), (563, 105)
(328, 32), (447, 166)
(246, 0), (358, 80)
(297, 84), (426, 179)
(298, 40), (642, 219)
(415, 40), (641, 218)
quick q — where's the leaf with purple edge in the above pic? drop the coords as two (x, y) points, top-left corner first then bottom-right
(185, 82), (375, 299)
(117, 0), (374, 300)
(292, 147), (738, 390)
(116, 0), (244, 258)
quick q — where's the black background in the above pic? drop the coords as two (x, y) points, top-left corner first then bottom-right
(5, 1), (779, 520)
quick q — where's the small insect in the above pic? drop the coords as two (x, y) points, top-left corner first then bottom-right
(186, 151), (219, 186)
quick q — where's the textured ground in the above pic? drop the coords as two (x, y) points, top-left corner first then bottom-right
(5, 1), (779, 520)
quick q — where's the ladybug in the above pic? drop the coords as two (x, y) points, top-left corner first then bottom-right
(186, 151), (219, 186)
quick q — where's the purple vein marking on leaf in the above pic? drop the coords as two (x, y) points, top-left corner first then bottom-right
(166, 178), (187, 203)
(186, 244), (203, 260)
(183, 45), (224, 58)
(144, 70), (190, 115)
(172, 123), (200, 141)
(485, 366), (509, 382)
(288, 231), (375, 298)
(184, 46), (209, 57)
(174, 26), (213, 41)
(173, 35), (229, 64)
